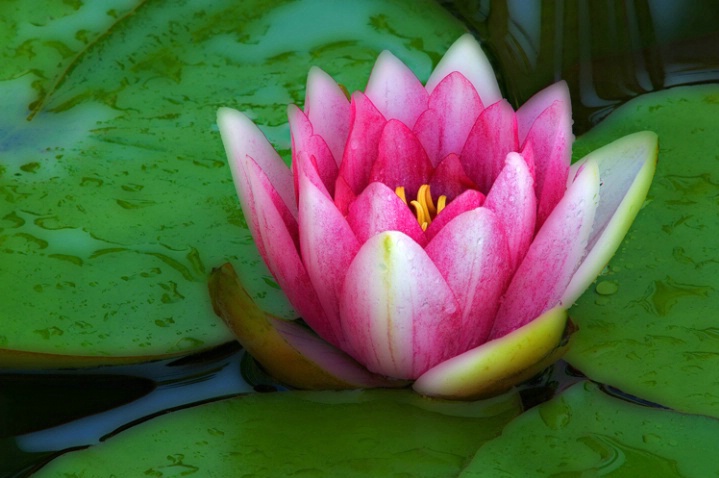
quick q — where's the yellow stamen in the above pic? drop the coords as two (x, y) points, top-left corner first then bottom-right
(437, 195), (447, 215)
(395, 186), (407, 205)
(395, 184), (447, 231)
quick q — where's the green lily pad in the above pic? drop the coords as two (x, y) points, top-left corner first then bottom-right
(0, 0), (465, 364)
(32, 389), (521, 477)
(460, 381), (719, 476)
(567, 84), (719, 417)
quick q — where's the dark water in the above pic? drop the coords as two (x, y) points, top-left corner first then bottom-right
(4, 2), (719, 476)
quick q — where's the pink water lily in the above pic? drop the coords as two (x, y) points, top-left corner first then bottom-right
(216, 34), (657, 399)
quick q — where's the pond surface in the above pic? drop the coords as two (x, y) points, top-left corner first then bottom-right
(2, 1), (719, 476)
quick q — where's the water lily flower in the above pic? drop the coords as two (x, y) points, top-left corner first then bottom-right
(214, 34), (657, 399)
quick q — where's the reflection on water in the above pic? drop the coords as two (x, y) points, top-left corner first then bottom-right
(441, 0), (719, 133)
(2, 343), (252, 476)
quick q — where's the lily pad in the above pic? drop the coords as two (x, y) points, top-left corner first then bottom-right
(460, 382), (719, 476)
(567, 84), (719, 417)
(0, 0), (465, 364)
(32, 389), (521, 477)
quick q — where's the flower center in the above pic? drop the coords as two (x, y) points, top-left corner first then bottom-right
(395, 184), (446, 231)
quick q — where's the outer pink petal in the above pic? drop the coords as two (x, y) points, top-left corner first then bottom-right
(413, 72), (484, 166)
(218, 107), (297, 218)
(364, 50), (429, 128)
(490, 161), (600, 339)
(429, 153), (477, 201)
(241, 156), (330, 341)
(521, 87), (573, 229)
(460, 100), (519, 194)
(562, 131), (658, 305)
(304, 66), (351, 166)
(288, 104), (338, 196)
(426, 207), (512, 350)
(369, 119), (434, 200)
(425, 33), (502, 106)
(425, 189), (485, 242)
(338, 92), (387, 195)
(346, 182), (426, 247)
(339, 231), (462, 379)
(484, 152), (537, 272)
(298, 154), (360, 348)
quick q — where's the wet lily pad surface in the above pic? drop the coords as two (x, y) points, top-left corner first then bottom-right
(567, 84), (719, 418)
(32, 389), (521, 478)
(6, 1), (719, 477)
(460, 382), (719, 477)
(0, 0), (464, 363)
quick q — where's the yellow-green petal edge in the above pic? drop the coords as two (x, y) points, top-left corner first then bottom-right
(413, 307), (569, 400)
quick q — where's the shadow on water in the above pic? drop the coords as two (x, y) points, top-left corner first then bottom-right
(1, 342), (252, 477)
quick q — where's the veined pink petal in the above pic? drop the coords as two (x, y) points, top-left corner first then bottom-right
(304, 66), (351, 166)
(460, 100), (519, 193)
(490, 161), (600, 339)
(425, 33), (502, 106)
(562, 131), (658, 305)
(429, 153), (477, 201)
(521, 92), (573, 229)
(339, 231), (462, 379)
(484, 152), (537, 272)
(347, 182), (426, 247)
(288, 104), (338, 196)
(364, 50), (429, 128)
(516, 81), (571, 143)
(424, 189), (485, 242)
(338, 92), (387, 195)
(218, 107), (297, 218)
(298, 153), (360, 348)
(413, 72), (484, 166)
(369, 119), (434, 200)
(241, 156), (331, 342)
(426, 207), (512, 350)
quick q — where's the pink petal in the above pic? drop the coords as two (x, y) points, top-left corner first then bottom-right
(520, 88), (573, 229)
(484, 152), (537, 272)
(337, 92), (387, 195)
(241, 156), (331, 342)
(288, 104), (338, 196)
(516, 81), (571, 143)
(304, 66), (351, 166)
(490, 161), (600, 339)
(333, 175), (356, 216)
(346, 182), (426, 247)
(429, 153), (477, 201)
(339, 231), (462, 379)
(460, 100), (519, 194)
(426, 207), (512, 350)
(413, 72), (484, 166)
(298, 153), (360, 348)
(218, 107), (297, 218)
(425, 33), (502, 106)
(369, 119), (434, 200)
(364, 50), (429, 128)
(425, 189), (485, 242)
